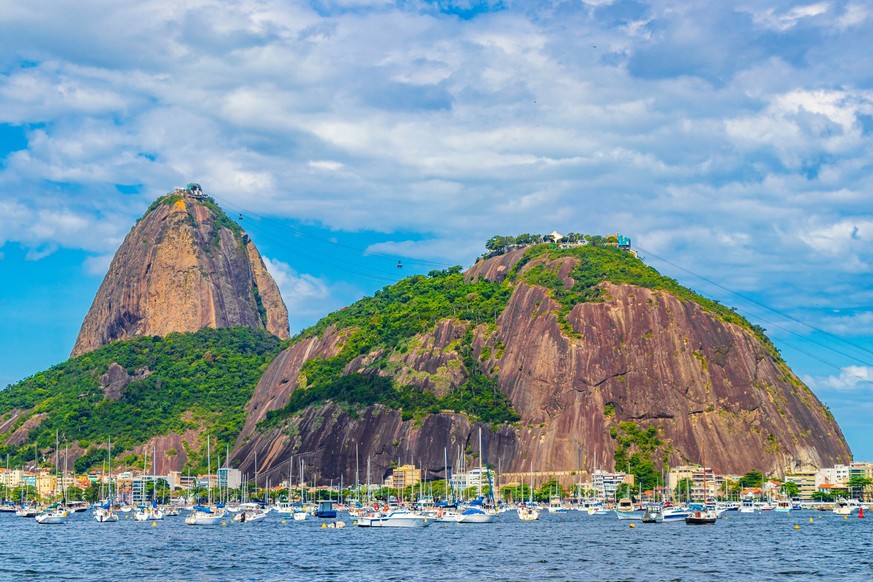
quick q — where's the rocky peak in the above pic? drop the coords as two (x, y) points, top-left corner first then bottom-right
(71, 188), (290, 357)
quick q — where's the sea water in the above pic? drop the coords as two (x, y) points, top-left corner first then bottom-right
(0, 509), (870, 581)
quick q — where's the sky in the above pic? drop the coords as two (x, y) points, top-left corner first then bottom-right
(0, 0), (871, 461)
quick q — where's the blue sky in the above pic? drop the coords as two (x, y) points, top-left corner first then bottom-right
(1, 0), (871, 460)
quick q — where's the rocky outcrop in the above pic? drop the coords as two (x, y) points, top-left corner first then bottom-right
(235, 252), (851, 481)
(100, 363), (152, 401)
(71, 190), (289, 357)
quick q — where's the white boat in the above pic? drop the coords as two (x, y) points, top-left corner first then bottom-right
(356, 510), (431, 528)
(517, 506), (540, 521)
(185, 509), (225, 526)
(16, 506), (40, 518)
(135, 506), (164, 521)
(662, 506), (690, 522)
(833, 498), (862, 516)
(615, 498), (645, 520)
(587, 505), (613, 516)
(35, 508), (68, 524)
(641, 505), (664, 523)
(93, 506), (119, 523)
(234, 509), (268, 523)
(293, 509), (308, 521)
(548, 496), (568, 514)
(457, 507), (499, 523)
(738, 500), (756, 513)
(774, 499), (791, 513)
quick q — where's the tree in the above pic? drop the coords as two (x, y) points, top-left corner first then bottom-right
(847, 476), (872, 500)
(674, 478), (694, 503)
(739, 471), (764, 488)
(781, 481), (800, 499)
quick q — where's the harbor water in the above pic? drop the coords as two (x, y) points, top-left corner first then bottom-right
(0, 509), (870, 581)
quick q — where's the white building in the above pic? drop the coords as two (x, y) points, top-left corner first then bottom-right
(450, 468), (493, 494)
(817, 464), (851, 488)
(592, 470), (630, 501)
(218, 468), (241, 490)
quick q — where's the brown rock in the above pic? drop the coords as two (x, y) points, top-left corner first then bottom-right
(71, 190), (289, 357)
(235, 252), (850, 481)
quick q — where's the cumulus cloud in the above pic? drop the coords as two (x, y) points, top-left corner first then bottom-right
(0, 0), (871, 375)
(807, 366), (873, 391)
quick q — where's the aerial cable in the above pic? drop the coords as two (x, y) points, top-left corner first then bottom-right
(635, 244), (873, 361)
(209, 193), (455, 269)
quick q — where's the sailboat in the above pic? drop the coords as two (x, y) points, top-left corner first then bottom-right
(685, 440), (718, 525)
(518, 460), (540, 521)
(457, 429), (499, 524)
(94, 438), (119, 523)
(186, 436), (225, 525)
(36, 432), (68, 524)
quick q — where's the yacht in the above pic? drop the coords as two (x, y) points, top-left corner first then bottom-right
(356, 509), (431, 528)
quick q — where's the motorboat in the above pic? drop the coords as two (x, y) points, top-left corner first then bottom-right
(16, 505), (40, 518)
(833, 498), (862, 516)
(641, 505), (664, 523)
(356, 510), (431, 528)
(185, 507), (226, 525)
(662, 506), (690, 522)
(685, 505), (718, 525)
(615, 498), (645, 520)
(314, 500), (337, 518)
(457, 507), (499, 524)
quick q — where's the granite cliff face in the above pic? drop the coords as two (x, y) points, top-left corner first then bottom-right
(71, 189), (289, 357)
(233, 247), (851, 484)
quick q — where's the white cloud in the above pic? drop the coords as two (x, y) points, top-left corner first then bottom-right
(808, 366), (873, 391)
(0, 0), (871, 408)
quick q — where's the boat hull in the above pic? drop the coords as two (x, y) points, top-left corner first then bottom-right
(357, 513), (431, 528)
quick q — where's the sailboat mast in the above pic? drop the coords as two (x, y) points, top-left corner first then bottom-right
(478, 428), (483, 499)
(207, 435), (211, 506)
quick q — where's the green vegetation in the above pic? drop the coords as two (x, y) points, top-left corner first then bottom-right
(739, 471), (765, 488)
(260, 267), (519, 427)
(297, 266), (510, 354)
(263, 328), (519, 428)
(610, 421), (667, 492)
(781, 481), (800, 498)
(507, 243), (772, 346)
(0, 327), (285, 472)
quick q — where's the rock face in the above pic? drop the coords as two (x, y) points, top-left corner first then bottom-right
(72, 190), (289, 357)
(233, 250), (851, 483)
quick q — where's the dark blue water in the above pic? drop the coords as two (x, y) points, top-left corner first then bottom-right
(0, 510), (870, 581)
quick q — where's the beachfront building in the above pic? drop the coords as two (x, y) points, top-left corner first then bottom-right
(218, 467), (242, 490)
(592, 470), (632, 501)
(784, 470), (818, 500)
(390, 465), (422, 490)
(816, 464), (850, 489)
(668, 465), (719, 501)
(0, 469), (25, 490)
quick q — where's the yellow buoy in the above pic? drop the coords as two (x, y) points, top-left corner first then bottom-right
(809, 517), (814, 523)
(321, 523), (327, 528)
(221, 521), (227, 526)
(629, 523), (635, 529)
(794, 524), (800, 530)
(281, 519), (287, 524)
(844, 515), (849, 520)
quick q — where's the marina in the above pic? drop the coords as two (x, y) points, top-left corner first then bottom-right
(0, 504), (869, 580)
